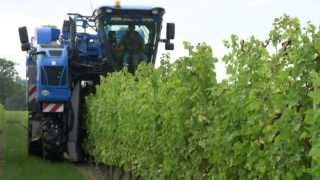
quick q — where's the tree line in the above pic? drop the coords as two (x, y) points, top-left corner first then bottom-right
(0, 58), (26, 110)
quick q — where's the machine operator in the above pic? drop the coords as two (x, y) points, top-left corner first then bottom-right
(118, 23), (146, 70)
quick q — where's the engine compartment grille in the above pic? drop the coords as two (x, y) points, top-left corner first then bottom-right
(41, 66), (66, 86)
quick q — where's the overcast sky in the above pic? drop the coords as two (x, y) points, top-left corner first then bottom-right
(0, 0), (319, 80)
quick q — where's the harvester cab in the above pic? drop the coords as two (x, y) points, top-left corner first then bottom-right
(94, 6), (175, 67)
(63, 5), (175, 74)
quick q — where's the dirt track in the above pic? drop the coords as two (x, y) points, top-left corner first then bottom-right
(77, 164), (108, 180)
(77, 163), (136, 180)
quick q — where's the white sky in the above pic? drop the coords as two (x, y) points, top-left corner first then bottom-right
(0, 0), (319, 80)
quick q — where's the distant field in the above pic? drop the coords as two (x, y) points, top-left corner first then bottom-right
(0, 111), (87, 180)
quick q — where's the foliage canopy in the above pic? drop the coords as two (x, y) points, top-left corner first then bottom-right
(87, 16), (320, 179)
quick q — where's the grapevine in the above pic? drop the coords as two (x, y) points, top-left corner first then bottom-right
(86, 16), (320, 179)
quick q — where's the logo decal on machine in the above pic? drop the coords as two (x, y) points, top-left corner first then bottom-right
(42, 103), (64, 113)
(28, 85), (37, 103)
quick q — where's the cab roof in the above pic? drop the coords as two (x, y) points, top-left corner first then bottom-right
(97, 5), (164, 11)
(93, 5), (165, 17)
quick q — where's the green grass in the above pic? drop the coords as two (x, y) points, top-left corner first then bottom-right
(2, 111), (87, 180)
(0, 104), (5, 129)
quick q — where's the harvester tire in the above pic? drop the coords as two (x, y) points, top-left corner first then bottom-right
(28, 122), (42, 156)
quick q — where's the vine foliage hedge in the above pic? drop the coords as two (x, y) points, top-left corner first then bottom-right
(86, 16), (320, 179)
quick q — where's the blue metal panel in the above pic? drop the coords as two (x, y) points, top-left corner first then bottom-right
(37, 87), (71, 102)
(37, 27), (60, 44)
(76, 33), (100, 59)
(37, 51), (68, 68)
(36, 47), (71, 102)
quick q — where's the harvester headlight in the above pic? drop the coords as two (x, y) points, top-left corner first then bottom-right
(105, 8), (113, 13)
(41, 90), (50, 96)
(152, 10), (159, 15)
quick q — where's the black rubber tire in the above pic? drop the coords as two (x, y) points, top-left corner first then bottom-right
(42, 142), (63, 161)
(28, 122), (42, 156)
(40, 117), (65, 161)
(28, 140), (43, 156)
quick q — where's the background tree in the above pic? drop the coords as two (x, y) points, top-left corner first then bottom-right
(0, 58), (26, 110)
